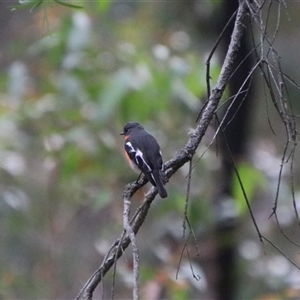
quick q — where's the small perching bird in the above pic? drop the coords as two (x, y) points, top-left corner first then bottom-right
(121, 122), (167, 198)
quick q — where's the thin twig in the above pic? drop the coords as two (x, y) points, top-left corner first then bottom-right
(197, 8), (238, 123)
(183, 158), (193, 237)
(262, 236), (300, 269)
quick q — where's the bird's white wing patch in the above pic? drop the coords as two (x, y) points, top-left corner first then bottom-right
(126, 142), (136, 153)
(135, 148), (151, 172)
(125, 142), (152, 172)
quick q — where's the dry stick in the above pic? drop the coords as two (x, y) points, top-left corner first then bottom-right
(250, 0), (300, 246)
(75, 2), (249, 300)
(182, 158), (193, 238)
(249, 0), (300, 254)
(123, 195), (139, 300)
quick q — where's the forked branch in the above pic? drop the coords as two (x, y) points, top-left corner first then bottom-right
(76, 1), (249, 299)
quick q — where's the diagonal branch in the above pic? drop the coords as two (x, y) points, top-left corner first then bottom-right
(76, 1), (249, 299)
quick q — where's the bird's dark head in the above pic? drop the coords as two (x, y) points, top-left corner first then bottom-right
(120, 122), (144, 135)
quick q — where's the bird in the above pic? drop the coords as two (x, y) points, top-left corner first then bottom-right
(120, 122), (168, 198)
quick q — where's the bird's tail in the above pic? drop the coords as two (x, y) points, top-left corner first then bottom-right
(152, 169), (168, 198)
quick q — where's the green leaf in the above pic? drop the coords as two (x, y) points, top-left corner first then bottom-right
(53, 0), (83, 9)
(13, 0), (83, 11)
(96, 0), (111, 13)
(95, 69), (131, 123)
(232, 162), (266, 215)
(12, 0), (43, 11)
(60, 145), (83, 179)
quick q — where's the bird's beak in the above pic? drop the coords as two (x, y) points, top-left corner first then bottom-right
(120, 131), (125, 135)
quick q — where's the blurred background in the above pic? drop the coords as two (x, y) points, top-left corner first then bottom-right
(1, 1), (300, 299)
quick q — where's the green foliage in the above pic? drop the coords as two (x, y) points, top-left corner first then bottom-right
(53, 0), (83, 9)
(4, 1), (294, 299)
(14, 0), (83, 10)
(167, 281), (190, 300)
(1, 3), (215, 297)
(96, 0), (111, 13)
(232, 162), (266, 215)
(14, 0), (43, 10)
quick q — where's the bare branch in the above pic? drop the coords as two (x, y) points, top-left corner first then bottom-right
(76, 1), (250, 299)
